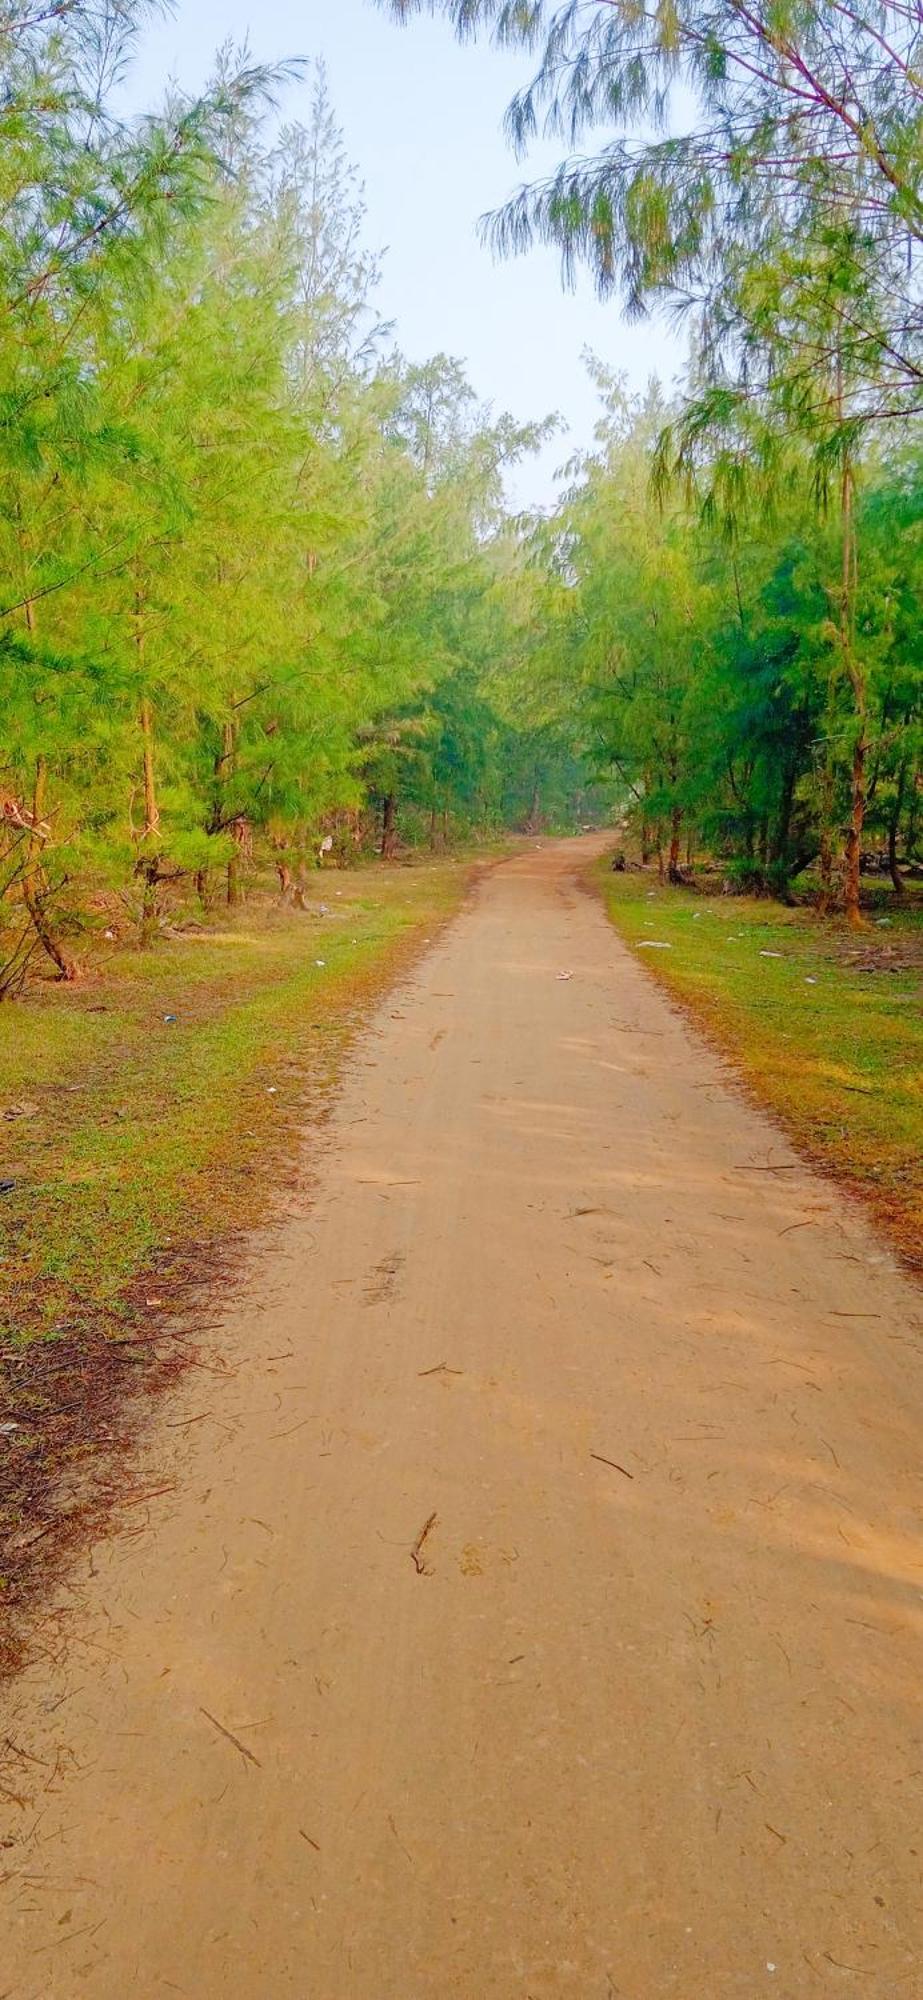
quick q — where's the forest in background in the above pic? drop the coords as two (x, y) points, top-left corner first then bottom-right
(533, 369), (922, 905)
(0, 5), (608, 999)
(388, 0), (922, 924)
(1, 0), (921, 1004)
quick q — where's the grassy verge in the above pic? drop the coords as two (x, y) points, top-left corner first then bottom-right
(1, 860), (473, 1344)
(0, 858), (479, 1675)
(591, 858), (923, 1269)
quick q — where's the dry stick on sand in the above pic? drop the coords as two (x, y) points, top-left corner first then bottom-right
(411, 1511), (438, 1574)
(590, 1452), (634, 1480)
(199, 1706), (262, 1769)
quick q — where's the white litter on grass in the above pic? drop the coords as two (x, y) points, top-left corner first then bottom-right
(637, 940), (672, 950)
(267, 1087), (278, 1095)
(806, 976), (817, 985)
(759, 950), (783, 958)
(315, 959), (326, 967)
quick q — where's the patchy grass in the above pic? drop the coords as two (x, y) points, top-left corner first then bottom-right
(0, 861), (472, 1345)
(591, 859), (923, 1269)
(0, 858), (477, 1677)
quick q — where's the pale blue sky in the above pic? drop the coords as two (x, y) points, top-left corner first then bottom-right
(128, 0), (683, 507)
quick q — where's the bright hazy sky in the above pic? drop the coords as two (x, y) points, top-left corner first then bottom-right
(128, 0), (684, 507)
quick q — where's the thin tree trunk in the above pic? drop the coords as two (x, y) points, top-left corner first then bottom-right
(888, 759), (908, 898)
(839, 465), (867, 929)
(844, 725), (868, 926)
(21, 601), (77, 981)
(773, 765), (797, 872)
(817, 824), (834, 914)
(22, 756), (77, 981)
(667, 808), (683, 884)
(222, 718), (241, 908)
(139, 691), (161, 948)
(141, 698), (159, 842)
(381, 793), (397, 861)
(227, 846), (241, 908)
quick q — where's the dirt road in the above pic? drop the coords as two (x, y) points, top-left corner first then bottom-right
(3, 838), (922, 1998)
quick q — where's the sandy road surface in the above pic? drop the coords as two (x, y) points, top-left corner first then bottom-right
(3, 837), (923, 1999)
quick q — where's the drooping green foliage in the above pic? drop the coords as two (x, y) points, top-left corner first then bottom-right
(0, 23), (595, 992)
(530, 373), (922, 901)
(3, 6), (920, 994)
(384, 0), (922, 431)
(385, 0), (922, 921)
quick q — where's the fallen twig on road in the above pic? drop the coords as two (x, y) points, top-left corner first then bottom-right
(411, 1511), (438, 1573)
(590, 1452), (634, 1480)
(199, 1706), (262, 1770)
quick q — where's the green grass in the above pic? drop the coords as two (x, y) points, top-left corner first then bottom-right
(592, 859), (923, 1267)
(0, 862), (471, 1342)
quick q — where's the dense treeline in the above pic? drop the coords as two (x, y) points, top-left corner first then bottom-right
(0, 7), (597, 994)
(388, 0), (923, 920)
(4, 2), (921, 995)
(532, 375), (922, 903)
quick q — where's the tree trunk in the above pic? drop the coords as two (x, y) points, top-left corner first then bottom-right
(227, 848), (241, 908)
(428, 806), (438, 851)
(22, 755), (78, 981)
(888, 760), (908, 898)
(843, 724), (868, 927)
(839, 465), (867, 930)
(222, 719), (241, 908)
(667, 808), (683, 884)
(138, 694), (162, 948)
(817, 826), (834, 915)
(381, 793), (398, 861)
(773, 764), (797, 872)
(141, 697), (159, 842)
